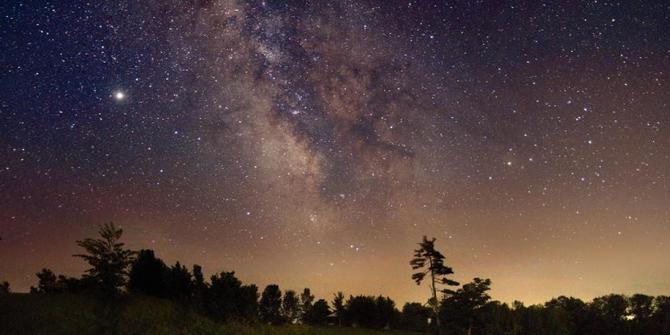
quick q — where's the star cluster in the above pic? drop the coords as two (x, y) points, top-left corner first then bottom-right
(1, 1), (669, 304)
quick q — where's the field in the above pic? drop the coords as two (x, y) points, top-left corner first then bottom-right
(0, 293), (421, 335)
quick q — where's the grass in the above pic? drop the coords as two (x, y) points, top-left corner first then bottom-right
(0, 293), (421, 335)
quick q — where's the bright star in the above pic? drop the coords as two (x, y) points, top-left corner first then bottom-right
(113, 91), (125, 101)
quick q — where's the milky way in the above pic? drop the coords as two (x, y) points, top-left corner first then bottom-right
(1, 1), (669, 304)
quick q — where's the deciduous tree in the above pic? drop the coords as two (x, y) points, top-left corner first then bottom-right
(73, 223), (135, 295)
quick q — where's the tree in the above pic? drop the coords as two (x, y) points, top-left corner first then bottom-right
(333, 291), (346, 326)
(305, 299), (330, 325)
(300, 287), (315, 321)
(282, 289), (300, 323)
(374, 296), (397, 329)
(192, 264), (208, 311)
(626, 294), (653, 334)
(260, 284), (283, 324)
(545, 296), (588, 334)
(345, 295), (378, 328)
(165, 261), (193, 302)
(34, 268), (60, 293)
(56, 275), (96, 293)
(238, 284), (260, 321)
(410, 236), (459, 333)
(652, 296), (670, 334)
(400, 302), (431, 332)
(73, 222), (135, 295)
(442, 278), (492, 335)
(207, 271), (259, 322)
(0, 281), (9, 295)
(128, 249), (168, 297)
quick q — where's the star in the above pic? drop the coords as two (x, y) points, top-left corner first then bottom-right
(113, 90), (126, 101)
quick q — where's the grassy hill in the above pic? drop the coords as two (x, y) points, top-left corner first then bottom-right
(0, 293), (421, 335)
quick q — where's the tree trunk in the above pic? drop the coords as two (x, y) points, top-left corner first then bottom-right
(428, 257), (442, 335)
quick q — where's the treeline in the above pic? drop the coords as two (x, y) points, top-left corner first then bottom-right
(29, 250), (403, 327)
(1, 224), (669, 335)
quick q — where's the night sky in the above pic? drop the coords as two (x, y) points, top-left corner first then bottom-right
(1, 1), (669, 305)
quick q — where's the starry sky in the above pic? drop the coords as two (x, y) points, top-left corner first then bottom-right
(1, 1), (669, 304)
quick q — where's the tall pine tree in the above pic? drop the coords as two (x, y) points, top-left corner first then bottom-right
(410, 236), (459, 334)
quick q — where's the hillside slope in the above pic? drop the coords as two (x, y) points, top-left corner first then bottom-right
(0, 293), (420, 335)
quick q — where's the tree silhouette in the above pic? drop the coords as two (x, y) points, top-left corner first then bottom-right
(300, 287), (315, 321)
(305, 299), (330, 325)
(332, 291), (345, 326)
(545, 295), (588, 334)
(345, 295), (378, 328)
(374, 296), (397, 329)
(400, 302), (431, 332)
(260, 284), (283, 324)
(128, 249), (168, 297)
(0, 281), (9, 295)
(410, 235), (459, 333)
(207, 271), (259, 322)
(652, 296), (670, 334)
(281, 289), (300, 324)
(166, 261), (193, 302)
(442, 277), (492, 335)
(34, 268), (59, 293)
(73, 223), (135, 295)
(192, 264), (208, 311)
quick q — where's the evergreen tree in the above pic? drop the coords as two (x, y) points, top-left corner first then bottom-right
(333, 291), (346, 326)
(410, 236), (459, 333)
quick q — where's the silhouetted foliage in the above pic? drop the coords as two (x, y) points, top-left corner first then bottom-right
(32, 268), (96, 294)
(0, 281), (9, 295)
(411, 235), (459, 333)
(192, 264), (208, 311)
(34, 268), (59, 293)
(652, 296), (670, 334)
(304, 299), (330, 325)
(332, 291), (345, 326)
(299, 287), (314, 321)
(73, 222), (135, 295)
(374, 296), (397, 329)
(165, 261), (192, 302)
(10, 227), (670, 335)
(544, 296), (589, 334)
(345, 295), (377, 328)
(128, 249), (168, 297)
(342, 295), (399, 329)
(281, 289), (300, 323)
(206, 271), (259, 322)
(400, 302), (431, 331)
(260, 284), (283, 324)
(441, 277), (492, 335)
(56, 275), (97, 294)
